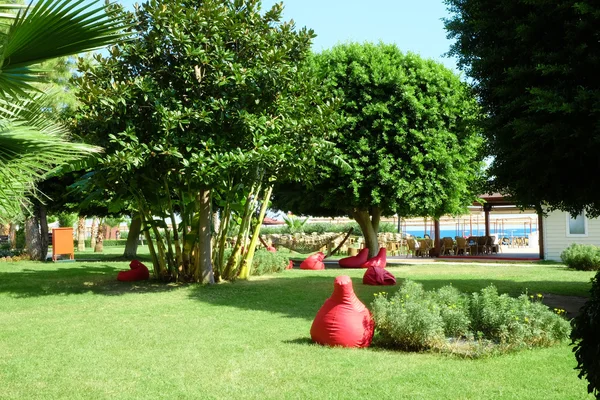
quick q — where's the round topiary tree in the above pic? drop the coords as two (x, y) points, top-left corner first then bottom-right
(571, 270), (600, 398)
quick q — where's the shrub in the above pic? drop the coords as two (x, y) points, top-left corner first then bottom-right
(371, 280), (445, 351)
(371, 280), (571, 355)
(429, 285), (470, 338)
(260, 226), (286, 235)
(250, 250), (291, 276)
(469, 286), (571, 348)
(561, 244), (600, 271)
(571, 270), (600, 398)
(74, 239), (127, 248)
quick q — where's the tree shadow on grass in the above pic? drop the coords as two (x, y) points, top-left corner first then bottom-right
(0, 264), (186, 298)
(187, 272), (592, 321)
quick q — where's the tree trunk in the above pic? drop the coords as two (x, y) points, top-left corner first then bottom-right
(39, 203), (49, 261)
(123, 215), (141, 259)
(94, 219), (103, 252)
(239, 185), (273, 280)
(90, 217), (97, 249)
(77, 215), (86, 251)
(9, 223), (17, 250)
(197, 188), (215, 284)
(351, 208), (380, 258)
(25, 216), (42, 260)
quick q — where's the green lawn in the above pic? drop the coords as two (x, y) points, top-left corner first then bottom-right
(0, 260), (595, 399)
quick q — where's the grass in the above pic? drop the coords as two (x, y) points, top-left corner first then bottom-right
(0, 257), (595, 399)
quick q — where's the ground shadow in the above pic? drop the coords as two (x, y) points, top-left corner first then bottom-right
(0, 264), (185, 298)
(283, 338), (314, 345)
(187, 273), (592, 321)
(72, 253), (153, 263)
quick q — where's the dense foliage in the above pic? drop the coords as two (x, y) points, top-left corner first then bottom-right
(561, 244), (600, 271)
(572, 271), (600, 398)
(273, 43), (484, 256)
(444, 0), (600, 216)
(73, 0), (336, 282)
(371, 280), (570, 356)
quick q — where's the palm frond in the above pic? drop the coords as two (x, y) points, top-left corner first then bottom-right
(0, 91), (101, 217)
(0, 0), (128, 97)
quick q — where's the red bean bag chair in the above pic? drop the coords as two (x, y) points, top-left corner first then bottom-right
(300, 252), (325, 270)
(310, 275), (374, 348)
(361, 247), (387, 268)
(117, 260), (150, 282)
(339, 248), (369, 268)
(363, 266), (396, 286)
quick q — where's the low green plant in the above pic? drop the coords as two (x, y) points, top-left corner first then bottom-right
(371, 280), (571, 356)
(571, 270), (600, 398)
(0, 248), (22, 258)
(371, 281), (445, 351)
(430, 285), (470, 338)
(74, 239), (126, 248)
(250, 250), (291, 276)
(561, 244), (600, 271)
(469, 286), (570, 348)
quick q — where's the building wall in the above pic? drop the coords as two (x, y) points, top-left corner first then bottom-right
(543, 211), (600, 261)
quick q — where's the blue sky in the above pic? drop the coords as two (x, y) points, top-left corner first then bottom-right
(116, 0), (459, 72)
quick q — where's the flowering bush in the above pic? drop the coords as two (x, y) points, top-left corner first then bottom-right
(371, 280), (571, 355)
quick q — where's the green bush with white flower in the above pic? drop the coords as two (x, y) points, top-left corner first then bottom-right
(371, 280), (571, 356)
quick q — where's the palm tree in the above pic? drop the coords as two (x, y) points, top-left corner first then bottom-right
(0, 0), (126, 218)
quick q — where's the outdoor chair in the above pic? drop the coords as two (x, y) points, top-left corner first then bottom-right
(466, 236), (479, 255)
(441, 237), (455, 255)
(406, 238), (419, 257)
(417, 239), (431, 257)
(455, 237), (471, 256)
(487, 236), (499, 254)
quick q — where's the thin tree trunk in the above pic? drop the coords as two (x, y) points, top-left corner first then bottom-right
(9, 223), (17, 250)
(94, 219), (103, 252)
(351, 209), (380, 258)
(164, 178), (183, 271)
(123, 215), (141, 259)
(25, 216), (42, 260)
(197, 188), (214, 284)
(223, 182), (258, 280)
(90, 217), (97, 249)
(39, 203), (49, 261)
(239, 185), (273, 280)
(77, 215), (86, 251)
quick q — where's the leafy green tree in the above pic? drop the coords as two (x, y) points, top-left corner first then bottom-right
(73, 0), (336, 282)
(444, 0), (600, 216)
(273, 43), (484, 257)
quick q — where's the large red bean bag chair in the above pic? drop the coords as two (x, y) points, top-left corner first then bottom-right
(363, 266), (396, 286)
(117, 260), (150, 282)
(339, 248), (369, 268)
(300, 252), (325, 270)
(310, 275), (374, 348)
(361, 247), (387, 268)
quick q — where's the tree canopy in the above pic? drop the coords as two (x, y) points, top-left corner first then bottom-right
(73, 0), (336, 282)
(444, 0), (600, 216)
(273, 43), (484, 256)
